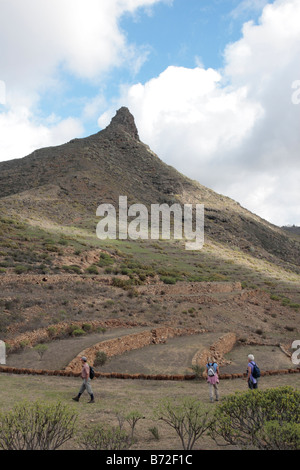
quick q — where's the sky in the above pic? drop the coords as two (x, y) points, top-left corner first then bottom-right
(0, 0), (299, 227)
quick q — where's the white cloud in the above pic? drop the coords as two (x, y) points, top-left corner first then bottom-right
(230, 0), (270, 20)
(100, 0), (300, 226)
(0, 0), (165, 162)
(0, 0), (163, 88)
(0, 108), (84, 161)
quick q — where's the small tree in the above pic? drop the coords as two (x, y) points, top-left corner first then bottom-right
(191, 364), (205, 380)
(34, 343), (48, 360)
(125, 410), (144, 441)
(94, 350), (107, 368)
(155, 397), (212, 450)
(113, 408), (144, 441)
(0, 401), (78, 450)
(211, 386), (300, 450)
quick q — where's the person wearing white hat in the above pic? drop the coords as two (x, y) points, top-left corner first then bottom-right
(72, 356), (95, 403)
(246, 354), (258, 390)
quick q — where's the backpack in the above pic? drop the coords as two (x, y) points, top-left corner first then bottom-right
(207, 363), (216, 377)
(250, 362), (260, 379)
(89, 366), (95, 380)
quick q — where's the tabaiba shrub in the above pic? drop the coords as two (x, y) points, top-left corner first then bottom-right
(211, 386), (300, 450)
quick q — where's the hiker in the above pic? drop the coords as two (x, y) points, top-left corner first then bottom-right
(246, 354), (259, 390)
(206, 357), (220, 403)
(72, 356), (95, 403)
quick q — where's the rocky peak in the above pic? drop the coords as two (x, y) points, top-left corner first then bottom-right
(108, 107), (140, 141)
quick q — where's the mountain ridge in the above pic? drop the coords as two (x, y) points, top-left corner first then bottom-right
(0, 107), (299, 272)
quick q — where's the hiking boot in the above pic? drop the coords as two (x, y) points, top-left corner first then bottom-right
(88, 398), (95, 403)
(72, 396), (80, 402)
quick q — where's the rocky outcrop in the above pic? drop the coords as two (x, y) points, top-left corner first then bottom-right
(107, 107), (140, 141)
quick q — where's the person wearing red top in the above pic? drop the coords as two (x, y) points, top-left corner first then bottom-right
(72, 356), (95, 403)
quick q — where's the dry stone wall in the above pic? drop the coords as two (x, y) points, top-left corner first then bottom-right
(65, 327), (203, 374)
(4, 319), (146, 352)
(1, 365), (299, 381)
(192, 332), (237, 368)
(137, 281), (242, 297)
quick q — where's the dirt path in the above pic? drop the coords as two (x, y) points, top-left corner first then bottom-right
(222, 343), (293, 374)
(5, 328), (296, 376)
(99, 332), (217, 375)
(6, 329), (217, 374)
(5, 326), (149, 370)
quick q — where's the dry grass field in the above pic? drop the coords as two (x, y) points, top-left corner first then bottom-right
(0, 370), (299, 451)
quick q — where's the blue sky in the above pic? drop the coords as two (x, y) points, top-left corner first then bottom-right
(36, 0), (269, 132)
(0, 0), (299, 226)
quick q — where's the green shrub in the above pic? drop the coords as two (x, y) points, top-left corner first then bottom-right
(191, 364), (205, 379)
(124, 411), (144, 441)
(47, 326), (57, 338)
(62, 265), (81, 274)
(98, 253), (114, 267)
(14, 265), (29, 274)
(148, 426), (160, 440)
(85, 265), (99, 275)
(270, 294), (280, 301)
(259, 421), (300, 450)
(96, 327), (107, 335)
(160, 276), (177, 285)
(154, 397), (212, 450)
(34, 343), (48, 360)
(71, 328), (85, 337)
(211, 386), (300, 450)
(45, 244), (60, 252)
(94, 351), (107, 367)
(82, 323), (92, 332)
(0, 401), (77, 450)
(111, 277), (140, 289)
(79, 424), (132, 450)
(104, 266), (113, 274)
(58, 239), (69, 246)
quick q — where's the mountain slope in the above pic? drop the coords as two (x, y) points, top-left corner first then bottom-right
(0, 107), (299, 272)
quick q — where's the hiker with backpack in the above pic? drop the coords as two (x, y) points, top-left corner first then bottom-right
(206, 357), (220, 403)
(246, 354), (260, 390)
(72, 356), (95, 403)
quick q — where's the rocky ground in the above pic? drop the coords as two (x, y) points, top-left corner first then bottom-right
(1, 273), (298, 376)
